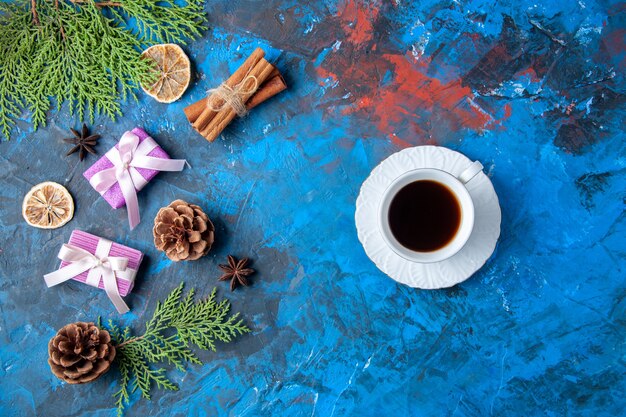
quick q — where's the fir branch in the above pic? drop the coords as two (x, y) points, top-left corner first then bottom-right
(0, 0), (206, 141)
(100, 283), (250, 416)
(114, 356), (131, 417)
(30, 0), (39, 25)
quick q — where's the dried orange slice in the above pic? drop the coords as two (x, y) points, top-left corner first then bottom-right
(141, 44), (191, 103)
(22, 182), (74, 229)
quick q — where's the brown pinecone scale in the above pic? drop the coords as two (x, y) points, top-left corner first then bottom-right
(153, 199), (215, 261)
(48, 322), (116, 384)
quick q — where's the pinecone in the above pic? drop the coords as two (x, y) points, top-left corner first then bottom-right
(153, 199), (215, 261)
(48, 322), (116, 384)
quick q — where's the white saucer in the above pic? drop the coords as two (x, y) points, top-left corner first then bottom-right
(355, 146), (501, 289)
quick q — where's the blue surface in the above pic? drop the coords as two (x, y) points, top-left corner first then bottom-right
(1, 0), (625, 416)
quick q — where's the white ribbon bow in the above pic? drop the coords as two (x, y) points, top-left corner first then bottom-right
(44, 241), (134, 314)
(89, 131), (186, 230)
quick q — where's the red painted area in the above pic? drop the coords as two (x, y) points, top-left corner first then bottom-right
(518, 68), (541, 82)
(316, 66), (338, 85)
(316, 0), (494, 144)
(339, 0), (379, 44)
(317, 49), (492, 143)
(504, 103), (512, 119)
(484, 103), (513, 131)
(376, 54), (490, 129)
(388, 133), (413, 148)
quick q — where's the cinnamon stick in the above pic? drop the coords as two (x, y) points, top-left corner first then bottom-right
(201, 58), (275, 142)
(191, 48), (265, 132)
(183, 69), (285, 122)
(246, 70), (287, 110)
(183, 47), (287, 142)
(183, 97), (208, 124)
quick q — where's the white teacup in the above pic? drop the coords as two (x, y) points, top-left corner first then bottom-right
(378, 161), (483, 263)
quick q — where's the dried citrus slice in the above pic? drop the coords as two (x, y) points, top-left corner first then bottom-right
(22, 182), (74, 229)
(141, 44), (191, 103)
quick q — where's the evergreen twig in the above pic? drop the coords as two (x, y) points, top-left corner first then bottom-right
(100, 283), (250, 416)
(0, 0), (205, 140)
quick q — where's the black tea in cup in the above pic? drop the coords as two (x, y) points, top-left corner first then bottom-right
(388, 180), (461, 252)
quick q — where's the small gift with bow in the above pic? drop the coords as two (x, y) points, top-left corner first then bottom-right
(183, 47), (287, 142)
(83, 127), (186, 230)
(44, 230), (143, 314)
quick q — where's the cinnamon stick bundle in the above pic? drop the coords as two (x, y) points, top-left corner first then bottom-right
(184, 48), (287, 142)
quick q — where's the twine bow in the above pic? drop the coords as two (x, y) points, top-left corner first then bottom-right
(88, 131), (186, 230)
(44, 241), (135, 314)
(206, 75), (259, 117)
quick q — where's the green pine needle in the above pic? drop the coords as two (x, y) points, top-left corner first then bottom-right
(100, 283), (250, 416)
(0, 0), (206, 140)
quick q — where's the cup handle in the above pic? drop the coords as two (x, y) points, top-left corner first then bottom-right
(458, 161), (483, 184)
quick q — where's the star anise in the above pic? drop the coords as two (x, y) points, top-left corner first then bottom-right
(64, 123), (101, 161)
(218, 255), (255, 291)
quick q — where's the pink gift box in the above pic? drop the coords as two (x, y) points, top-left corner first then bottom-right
(83, 127), (170, 209)
(57, 230), (143, 296)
